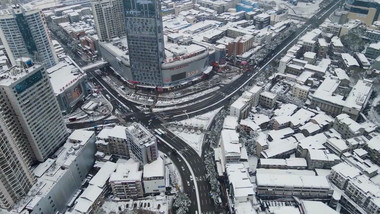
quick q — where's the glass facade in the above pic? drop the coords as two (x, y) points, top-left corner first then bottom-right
(123, 0), (165, 86)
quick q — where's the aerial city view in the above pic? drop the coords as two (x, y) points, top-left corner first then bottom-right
(1, 0), (380, 213)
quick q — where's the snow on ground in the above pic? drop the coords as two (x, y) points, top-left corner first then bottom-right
(156, 86), (220, 107)
(261, 0), (323, 18)
(153, 97), (211, 112)
(172, 130), (204, 156)
(169, 107), (222, 156)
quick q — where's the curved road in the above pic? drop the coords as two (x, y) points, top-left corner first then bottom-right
(69, 1), (343, 213)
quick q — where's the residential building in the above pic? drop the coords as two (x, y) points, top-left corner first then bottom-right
(143, 157), (166, 195)
(124, 0), (165, 86)
(333, 114), (364, 139)
(0, 5), (58, 68)
(307, 149), (341, 169)
(227, 35), (254, 56)
(230, 96), (251, 119)
(126, 123), (158, 165)
(256, 169), (333, 199)
(15, 130), (96, 214)
(292, 83), (310, 101)
(366, 41), (380, 59)
(0, 118), (35, 209)
(91, 0), (125, 41)
(254, 13), (270, 29)
(96, 126), (130, 159)
(226, 163), (255, 213)
(366, 135), (380, 165)
(109, 159), (143, 200)
(0, 59), (67, 162)
(248, 85), (263, 107)
(259, 91), (277, 109)
(311, 77), (372, 120)
(259, 158), (307, 169)
(72, 161), (117, 213)
(220, 129), (241, 168)
(330, 162), (361, 189)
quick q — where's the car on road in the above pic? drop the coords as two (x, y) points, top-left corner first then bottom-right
(190, 176), (193, 181)
(187, 181), (190, 186)
(181, 166), (185, 171)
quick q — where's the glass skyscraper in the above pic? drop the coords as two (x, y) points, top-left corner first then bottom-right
(123, 0), (165, 86)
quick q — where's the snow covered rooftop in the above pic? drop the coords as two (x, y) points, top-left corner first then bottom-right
(261, 137), (298, 159)
(143, 157), (165, 178)
(110, 159), (142, 182)
(344, 80), (372, 111)
(256, 173), (331, 189)
(274, 103), (298, 117)
(223, 115), (238, 130)
(47, 57), (86, 95)
(89, 161), (117, 188)
(341, 53), (359, 67)
(226, 163), (254, 200)
(332, 162), (361, 179)
(302, 200), (339, 214)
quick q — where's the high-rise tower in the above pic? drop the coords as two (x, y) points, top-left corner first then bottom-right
(0, 5), (58, 68)
(91, 0), (126, 41)
(0, 59), (67, 162)
(0, 114), (35, 209)
(123, 0), (165, 86)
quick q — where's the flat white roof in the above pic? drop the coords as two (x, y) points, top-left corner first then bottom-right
(89, 161), (117, 188)
(257, 173), (331, 189)
(223, 116), (238, 130)
(260, 91), (277, 99)
(143, 157), (165, 178)
(302, 200), (339, 214)
(68, 129), (94, 144)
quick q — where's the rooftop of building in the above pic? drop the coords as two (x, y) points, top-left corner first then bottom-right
(109, 159), (142, 182)
(143, 157), (165, 178)
(11, 129), (95, 212)
(47, 57), (86, 95)
(127, 123), (156, 146)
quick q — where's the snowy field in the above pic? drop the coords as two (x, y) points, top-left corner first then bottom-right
(169, 108), (222, 156)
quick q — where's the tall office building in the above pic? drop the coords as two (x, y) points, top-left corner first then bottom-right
(123, 0), (165, 86)
(0, 5), (58, 68)
(0, 116), (35, 209)
(0, 59), (67, 162)
(91, 0), (126, 41)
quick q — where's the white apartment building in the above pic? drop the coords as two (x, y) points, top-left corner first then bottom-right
(143, 157), (166, 195)
(0, 60), (67, 162)
(91, 0), (125, 41)
(126, 123), (158, 165)
(230, 96), (251, 119)
(220, 129), (241, 169)
(109, 159), (143, 200)
(0, 5), (58, 68)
